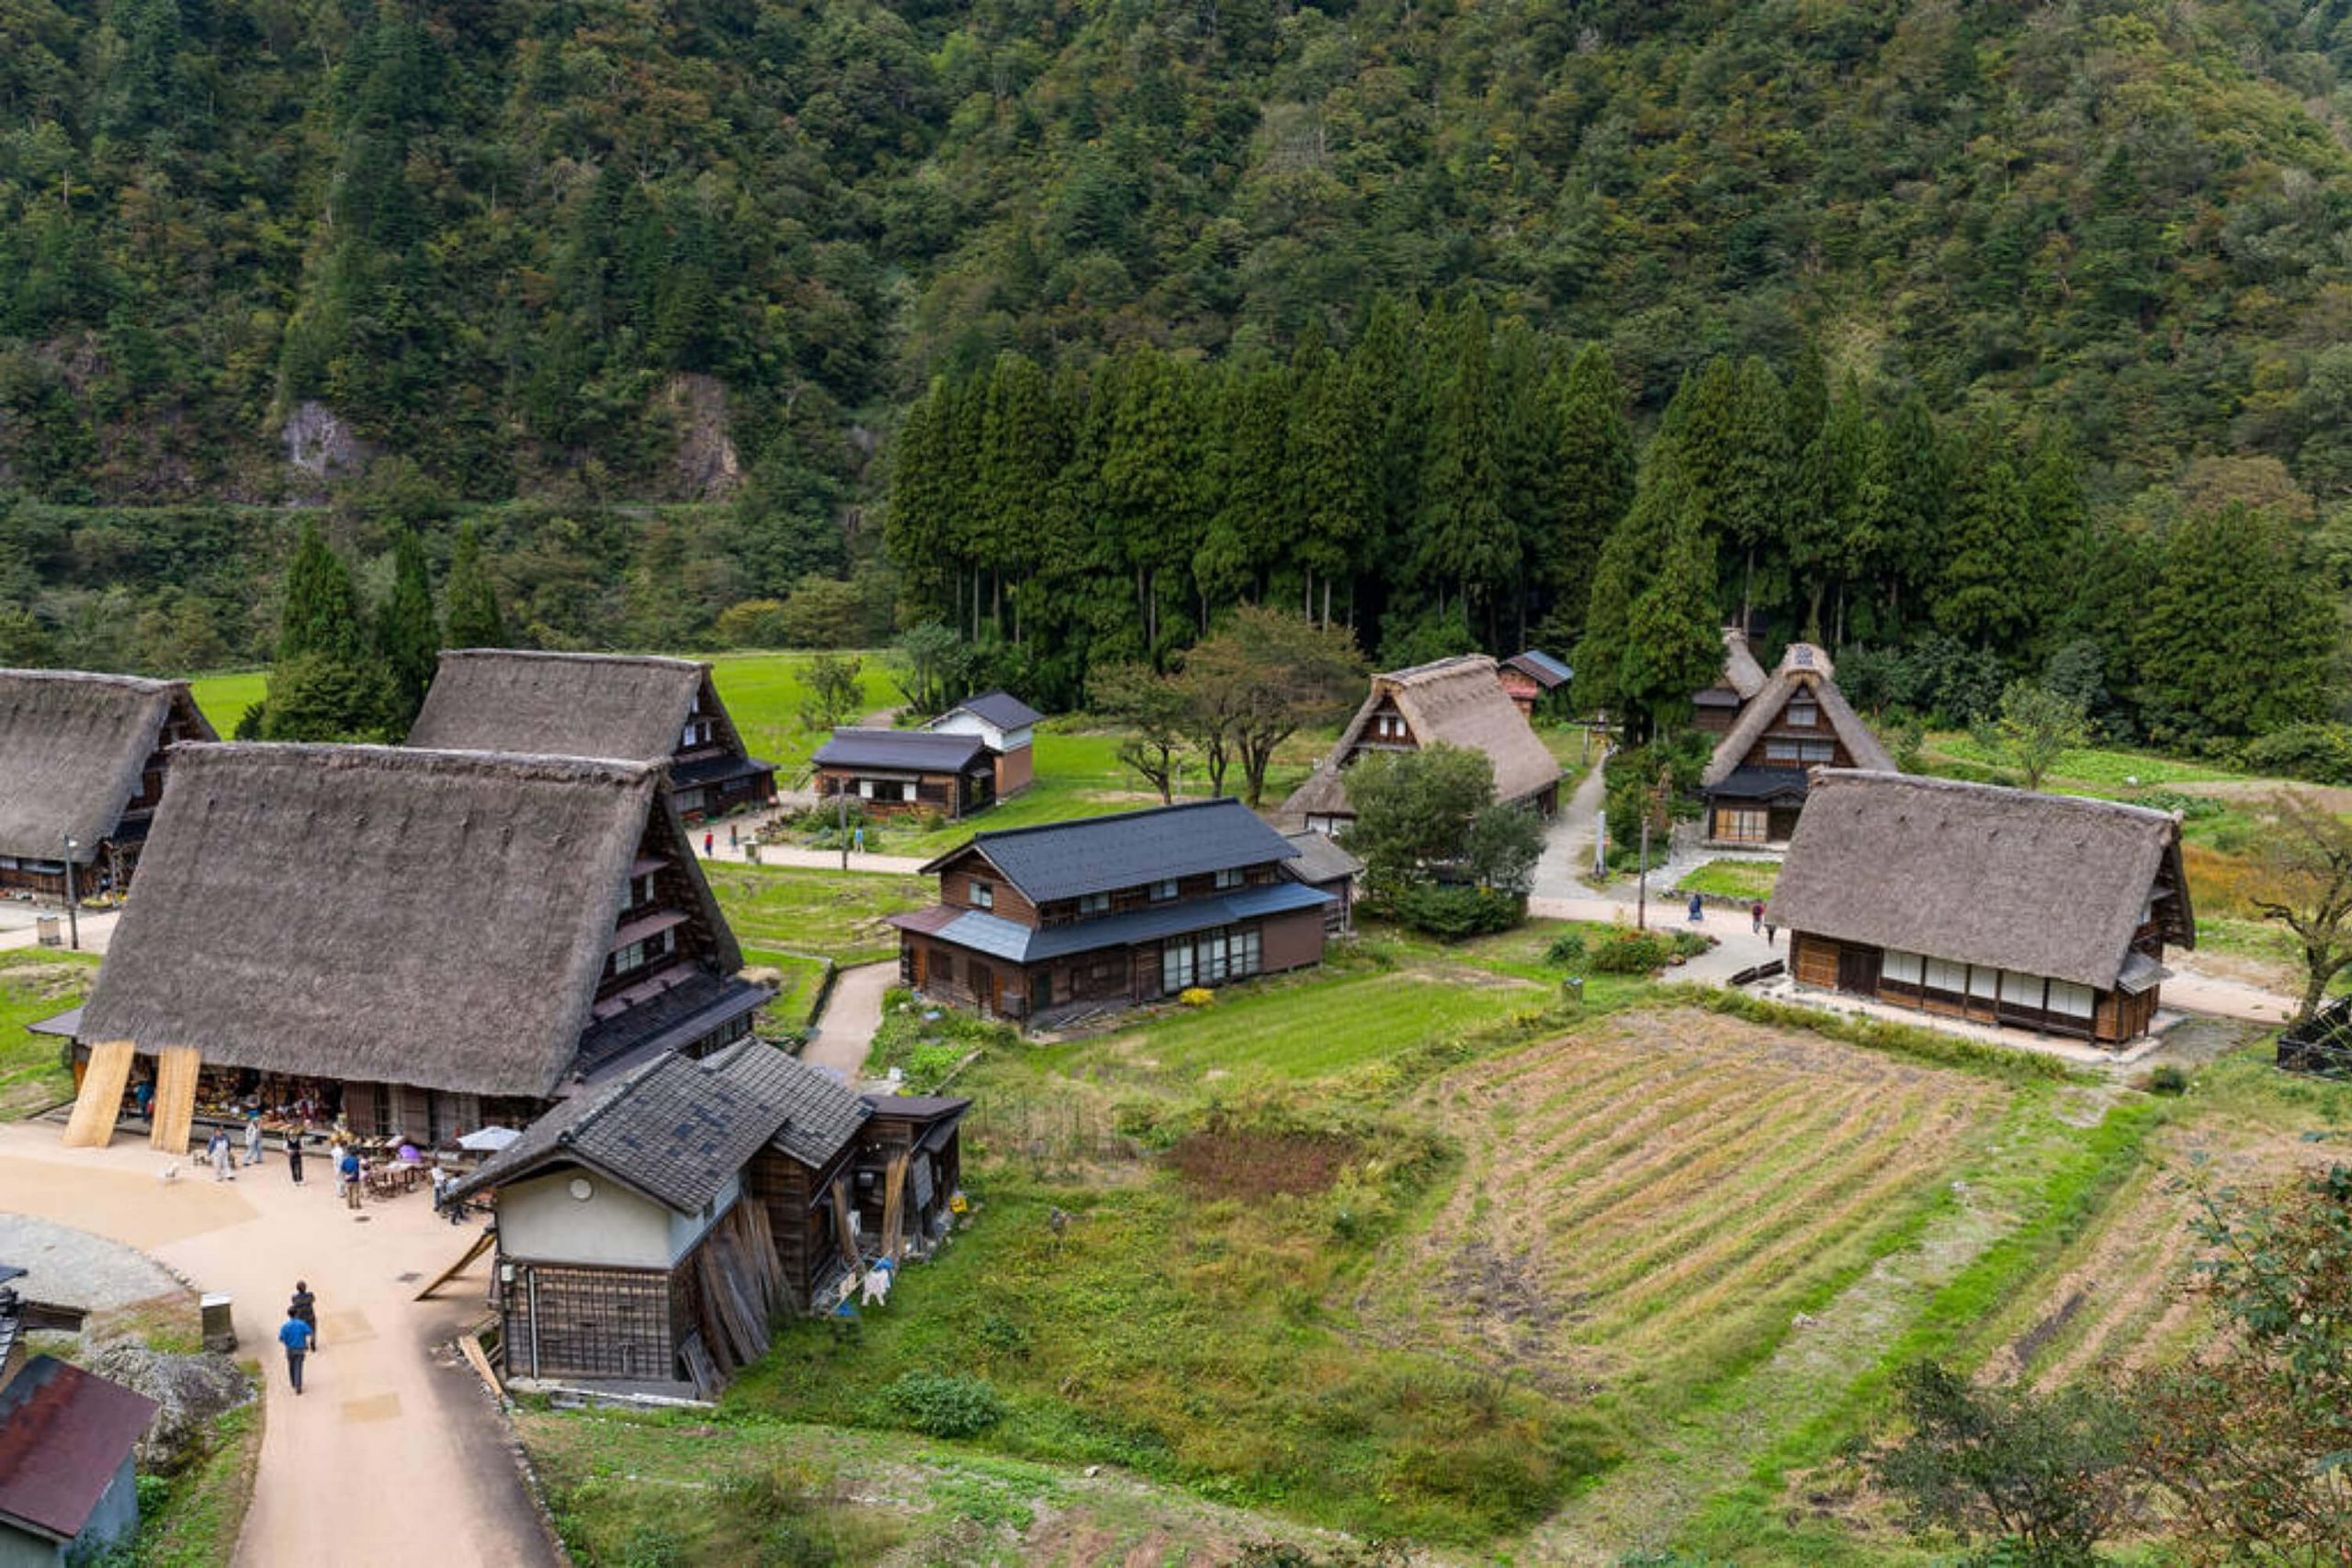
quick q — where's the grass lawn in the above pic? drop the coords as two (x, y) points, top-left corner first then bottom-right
(739, 946), (833, 1032)
(1676, 858), (1781, 901)
(704, 864), (932, 965)
(186, 669), (266, 734)
(0, 950), (96, 1119)
(130, 1400), (264, 1568)
(1923, 732), (2238, 788)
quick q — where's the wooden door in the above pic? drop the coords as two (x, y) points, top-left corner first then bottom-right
(909, 942), (926, 988)
(1836, 944), (1882, 997)
(979, 966), (999, 1016)
(1031, 972), (1052, 1015)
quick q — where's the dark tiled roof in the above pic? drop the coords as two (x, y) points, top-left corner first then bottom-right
(705, 1040), (873, 1167)
(813, 729), (987, 773)
(914, 880), (1332, 964)
(1504, 650), (1572, 688)
(451, 1053), (788, 1213)
(0, 1357), (158, 1542)
(928, 797), (1299, 903)
(861, 1093), (970, 1123)
(1705, 766), (1812, 803)
(671, 752), (776, 789)
(941, 692), (1042, 730)
(571, 972), (773, 1084)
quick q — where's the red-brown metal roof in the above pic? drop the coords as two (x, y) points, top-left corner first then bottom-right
(0, 1357), (159, 1541)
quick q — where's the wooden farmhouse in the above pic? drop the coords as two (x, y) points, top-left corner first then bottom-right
(1695, 638), (1894, 847)
(1281, 655), (1562, 835)
(446, 1044), (966, 1393)
(1282, 829), (1363, 936)
(919, 691), (1040, 797)
(406, 649), (776, 821)
(1767, 771), (2196, 1045)
(1497, 649), (1572, 718)
(813, 690), (1041, 819)
(63, 744), (771, 1154)
(890, 798), (1332, 1025)
(0, 670), (216, 902)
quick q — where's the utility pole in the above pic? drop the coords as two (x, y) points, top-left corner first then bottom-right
(62, 835), (78, 952)
(837, 788), (849, 873)
(1635, 814), (1648, 931)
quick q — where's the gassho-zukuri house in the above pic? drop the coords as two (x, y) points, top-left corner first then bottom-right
(444, 1043), (967, 1393)
(405, 649), (777, 822)
(1767, 771), (2195, 1046)
(1694, 635), (1895, 848)
(890, 797), (1334, 1024)
(810, 690), (1042, 819)
(1281, 654), (1562, 836)
(61, 743), (771, 1152)
(0, 669), (217, 902)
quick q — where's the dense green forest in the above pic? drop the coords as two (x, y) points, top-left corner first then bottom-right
(6, 0), (2352, 746)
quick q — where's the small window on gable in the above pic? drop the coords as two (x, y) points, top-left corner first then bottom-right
(972, 880), (995, 910)
(1787, 697), (1817, 728)
(1151, 878), (1179, 902)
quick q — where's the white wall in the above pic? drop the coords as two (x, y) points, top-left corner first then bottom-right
(499, 1169), (674, 1269)
(924, 710), (1031, 753)
(665, 1173), (740, 1262)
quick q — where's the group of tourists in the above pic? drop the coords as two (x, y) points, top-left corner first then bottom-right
(203, 1119), (368, 1203)
(278, 1280), (320, 1393)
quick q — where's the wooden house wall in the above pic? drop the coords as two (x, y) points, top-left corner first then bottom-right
(942, 867), (1040, 925)
(743, 1145), (856, 1310)
(1787, 931), (2156, 1044)
(500, 1259), (682, 1382)
(815, 767), (964, 817)
(995, 745), (1034, 795)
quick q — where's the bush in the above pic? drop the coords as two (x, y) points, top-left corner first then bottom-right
(1390, 881), (1523, 939)
(886, 1371), (1008, 1438)
(2129, 788), (2222, 822)
(1589, 930), (1670, 974)
(715, 598), (791, 648)
(1544, 930), (1588, 967)
(1180, 987), (1215, 1008)
(2241, 721), (2352, 785)
(2145, 1063), (2188, 1096)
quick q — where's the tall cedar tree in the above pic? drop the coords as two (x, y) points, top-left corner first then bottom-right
(277, 518), (368, 665)
(886, 380), (961, 626)
(264, 521), (385, 740)
(1490, 316), (1563, 646)
(443, 520), (507, 649)
(1542, 343), (1636, 649)
(1287, 341), (1374, 627)
(1195, 360), (1292, 611)
(1935, 456), (2036, 649)
(2133, 504), (2337, 740)
(1414, 299), (1514, 635)
(1101, 348), (1205, 660)
(378, 525), (440, 729)
(976, 351), (1061, 642)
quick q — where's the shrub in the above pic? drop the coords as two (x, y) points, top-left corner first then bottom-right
(1668, 929), (1711, 959)
(1180, 987), (1215, 1008)
(2128, 787), (2222, 822)
(1589, 930), (1670, 974)
(1391, 881), (1523, 939)
(2241, 721), (2352, 785)
(2146, 1063), (2188, 1096)
(1544, 930), (1588, 967)
(886, 1371), (1009, 1438)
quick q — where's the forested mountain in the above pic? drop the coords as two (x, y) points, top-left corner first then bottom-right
(6, 0), (2352, 749)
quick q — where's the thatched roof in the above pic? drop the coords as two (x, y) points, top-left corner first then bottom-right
(79, 744), (742, 1098)
(1717, 629), (1770, 699)
(0, 671), (215, 863)
(407, 649), (742, 764)
(1702, 643), (1895, 788)
(1281, 655), (1561, 822)
(1766, 771), (2195, 991)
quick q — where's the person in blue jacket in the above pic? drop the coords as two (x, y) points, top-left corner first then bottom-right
(278, 1309), (316, 1394)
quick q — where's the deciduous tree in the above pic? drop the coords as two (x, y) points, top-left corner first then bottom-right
(2247, 793), (2352, 1022)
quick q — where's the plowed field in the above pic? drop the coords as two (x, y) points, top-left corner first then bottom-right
(1362, 1008), (2007, 1401)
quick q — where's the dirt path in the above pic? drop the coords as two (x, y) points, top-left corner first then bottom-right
(2176, 778), (2352, 812)
(0, 1121), (559, 1568)
(1532, 761), (1611, 902)
(803, 960), (895, 1082)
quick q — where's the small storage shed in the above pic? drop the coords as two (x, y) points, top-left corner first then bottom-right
(0, 1356), (159, 1568)
(920, 692), (1041, 798)
(1282, 829), (1363, 935)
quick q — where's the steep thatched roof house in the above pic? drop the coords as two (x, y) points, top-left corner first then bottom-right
(1767, 771), (2195, 1045)
(1692, 627), (1770, 731)
(70, 744), (768, 1151)
(0, 671), (216, 901)
(447, 1043), (967, 1393)
(406, 649), (775, 820)
(1281, 655), (1562, 834)
(1695, 641), (1894, 847)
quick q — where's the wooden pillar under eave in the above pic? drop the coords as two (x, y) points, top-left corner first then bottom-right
(149, 1046), (200, 1156)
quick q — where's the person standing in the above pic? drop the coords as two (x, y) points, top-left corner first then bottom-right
(208, 1127), (235, 1182)
(703, 829), (715, 857)
(1750, 899), (1765, 936)
(1688, 892), (1705, 923)
(285, 1129), (306, 1186)
(289, 1280), (319, 1351)
(278, 1309), (315, 1394)
(243, 1115), (265, 1167)
(339, 1146), (362, 1211)
(328, 1138), (347, 1203)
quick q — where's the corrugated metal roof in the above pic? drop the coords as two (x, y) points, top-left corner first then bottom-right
(0, 1357), (158, 1543)
(813, 729), (988, 773)
(931, 797), (1299, 903)
(923, 881), (1332, 964)
(1505, 649), (1572, 687)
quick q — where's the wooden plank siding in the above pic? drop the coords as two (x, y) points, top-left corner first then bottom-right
(1786, 929), (2157, 1044)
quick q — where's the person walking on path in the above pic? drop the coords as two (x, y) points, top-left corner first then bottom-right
(703, 829), (714, 857)
(339, 1146), (362, 1211)
(277, 1309), (315, 1394)
(208, 1127), (235, 1182)
(1688, 892), (1705, 923)
(285, 1130), (305, 1186)
(289, 1280), (319, 1350)
(1765, 921), (1778, 948)
(243, 1115), (264, 1167)
(1751, 900), (1765, 935)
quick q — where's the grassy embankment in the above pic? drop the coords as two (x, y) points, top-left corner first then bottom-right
(0, 950), (96, 1119)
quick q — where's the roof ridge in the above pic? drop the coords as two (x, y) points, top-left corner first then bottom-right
(439, 649), (708, 673)
(1379, 653), (1496, 683)
(0, 668), (181, 694)
(1817, 768), (2179, 824)
(969, 795), (1248, 843)
(175, 741), (661, 784)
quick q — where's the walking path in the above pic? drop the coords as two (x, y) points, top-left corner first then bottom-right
(0, 906), (119, 954)
(0, 1121), (559, 1568)
(803, 961), (896, 1082)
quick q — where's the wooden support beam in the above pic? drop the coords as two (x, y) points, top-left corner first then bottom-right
(414, 1226), (497, 1302)
(62, 1042), (134, 1148)
(879, 1151), (909, 1261)
(148, 1045), (200, 1155)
